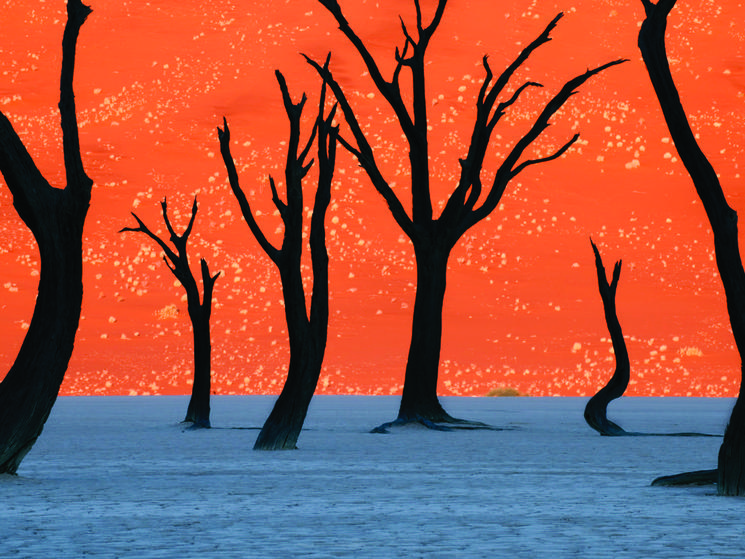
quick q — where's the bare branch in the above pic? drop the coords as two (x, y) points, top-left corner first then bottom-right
(467, 58), (627, 228)
(304, 54), (415, 237)
(509, 133), (578, 177)
(268, 176), (287, 217)
(120, 211), (179, 268)
(417, 0), (448, 50)
(316, 0), (415, 136)
(336, 134), (363, 160)
(488, 81), (543, 130)
(182, 197), (199, 241)
(200, 258), (220, 319)
(217, 117), (281, 263)
(439, 15), (563, 227)
(60, 0), (93, 194)
(160, 198), (179, 245)
(0, 113), (52, 229)
(591, 237), (622, 299)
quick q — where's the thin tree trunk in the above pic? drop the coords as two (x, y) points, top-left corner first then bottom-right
(220, 68), (336, 450)
(184, 312), (212, 427)
(122, 201), (219, 429)
(584, 240), (630, 435)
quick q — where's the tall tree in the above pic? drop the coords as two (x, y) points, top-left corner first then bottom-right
(584, 239), (630, 436)
(0, 0), (93, 474)
(308, 0), (625, 430)
(218, 66), (338, 450)
(121, 198), (220, 428)
(639, 0), (745, 495)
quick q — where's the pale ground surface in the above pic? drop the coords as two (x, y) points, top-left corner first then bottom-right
(1, 396), (742, 558)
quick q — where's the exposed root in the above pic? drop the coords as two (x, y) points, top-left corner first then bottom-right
(651, 469), (717, 487)
(182, 419), (211, 431)
(371, 415), (504, 434)
(602, 430), (720, 438)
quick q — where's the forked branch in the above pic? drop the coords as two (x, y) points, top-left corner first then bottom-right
(304, 54), (415, 239)
(464, 58), (628, 233)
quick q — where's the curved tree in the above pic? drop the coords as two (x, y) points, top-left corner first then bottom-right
(218, 66), (338, 450)
(639, 0), (745, 494)
(584, 239), (630, 436)
(121, 198), (220, 428)
(0, 0), (93, 474)
(309, 0), (626, 430)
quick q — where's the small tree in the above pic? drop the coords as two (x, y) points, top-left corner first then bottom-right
(121, 198), (220, 428)
(218, 66), (338, 450)
(0, 0), (93, 474)
(639, 0), (745, 495)
(584, 239), (630, 436)
(309, 0), (625, 430)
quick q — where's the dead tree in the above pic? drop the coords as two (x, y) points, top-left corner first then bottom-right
(0, 0), (93, 474)
(639, 0), (745, 494)
(308, 0), (625, 431)
(121, 198), (219, 428)
(584, 239), (630, 436)
(218, 66), (338, 450)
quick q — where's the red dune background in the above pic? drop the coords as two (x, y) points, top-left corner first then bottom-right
(1, 0), (745, 398)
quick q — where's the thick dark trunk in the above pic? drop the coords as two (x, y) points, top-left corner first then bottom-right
(397, 244), (451, 422)
(0, 0), (91, 474)
(184, 313), (212, 428)
(639, 0), (745, 495)
(584, 241), (630, 435)
(253, 334), (325, 450)
(254, 263), (327, 450)
(718, 384), (745, 495)
(0, 199), (87, 474)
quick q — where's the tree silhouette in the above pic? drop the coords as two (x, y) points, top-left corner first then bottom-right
(308, 0), (626, 431)
(218, 66), (338, 450)
(639, 0), (745, 495)
(639, 0), (745, 494)
(584, 239), (630, 436)
(0, 0), (93, 474)
(121, 198), (219, 428)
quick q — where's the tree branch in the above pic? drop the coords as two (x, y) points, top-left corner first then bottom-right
(60, 0), (93, 195)
(508, 133), (579, 177)
(304, 54), (415, 238)
(200, 258), (220, 320)
(317, 0), (416, 138)
(465, 58), (627, 231)
(439, 14), (563, 227)
(217, 118), (281, 264)
(120, 211), (179, 268)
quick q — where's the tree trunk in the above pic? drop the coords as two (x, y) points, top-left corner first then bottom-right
(0, 0), (91, 474)
(397, 243), (452, 422)
(0, 194), (88, 474)
(584, 240), (630, 435)
(184, 312), (212, 428)
(254, 265), (327, 450)
(121, 202), (219, 429)
(253, 334), (325, 450)
(639, 0), (745, 495)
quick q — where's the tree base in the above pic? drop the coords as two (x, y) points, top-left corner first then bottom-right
(182, 419), (211, 430)
(651, 469), (717, 487)
(371, 415), (503, 434)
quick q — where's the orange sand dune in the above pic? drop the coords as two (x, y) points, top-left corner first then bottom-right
(1, 0), (744, 397)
